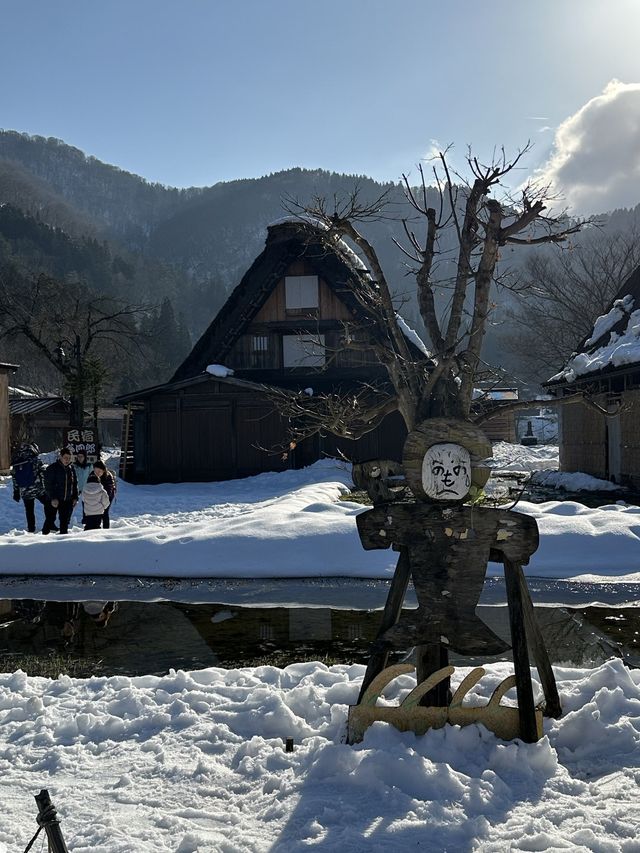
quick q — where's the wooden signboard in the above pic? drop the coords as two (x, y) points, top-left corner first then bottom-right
(64, 427), (99, 462)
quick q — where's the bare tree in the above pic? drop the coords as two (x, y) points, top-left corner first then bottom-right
(279, 145), (588, 439)
(0, 265), (151, 426)
(502, 229), (640, 383)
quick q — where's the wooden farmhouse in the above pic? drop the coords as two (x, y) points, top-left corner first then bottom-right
(545, 263), (640, 487)
(117, 220), (422, 483)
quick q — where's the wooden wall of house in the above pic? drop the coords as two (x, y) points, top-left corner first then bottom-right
(0, 370), (11, 473)
(559, 397), (607, 479)
(224, 259), (379, 371)
(321, 411), (407, 464)
(619, 389), (640, 488)
(252, 261), (353, 324)
(138, 386), (294, 483)
(480, 411), (516, 444)
(130, 385), (408, 483)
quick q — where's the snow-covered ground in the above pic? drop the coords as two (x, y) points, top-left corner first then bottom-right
(1, 448), (639, 850)
(0, 659), (638, 851)
(1, 449), (639, 581)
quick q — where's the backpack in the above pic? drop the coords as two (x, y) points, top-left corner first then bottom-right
(12, 448), (36, 489)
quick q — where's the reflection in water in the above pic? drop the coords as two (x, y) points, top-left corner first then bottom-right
(0, 599), (637, 678)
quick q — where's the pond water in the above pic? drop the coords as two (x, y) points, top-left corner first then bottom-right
(0, 589), (638, 679)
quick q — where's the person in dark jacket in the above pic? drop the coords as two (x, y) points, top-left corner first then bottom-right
(10, 443), (47, 533)
(92, 460), (116, 529)
(43, 447), (78, 535)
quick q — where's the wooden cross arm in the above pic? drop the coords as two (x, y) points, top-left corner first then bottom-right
(489, 510), (539, 564)
(356, 508), (395, 550)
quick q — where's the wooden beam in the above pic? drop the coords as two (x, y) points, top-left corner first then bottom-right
(503, 559), (540, 742)
(357, 547), (411, 702)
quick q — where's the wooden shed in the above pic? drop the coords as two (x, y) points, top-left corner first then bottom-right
(9, 395), (72, 452)
(117, 220), (417, 483)
(117, 373), (407, 484)
(545, 263), (640, 487)
(472, 388), (518, 443)
(0, 362), (19, 473)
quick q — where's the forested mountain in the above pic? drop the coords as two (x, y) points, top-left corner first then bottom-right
(0, 131), (198, 243)
(3, 129), (640, 396)
(0, 131), (436, 337)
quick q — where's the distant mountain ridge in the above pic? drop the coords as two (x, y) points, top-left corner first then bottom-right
(3, 128), (640, 383)
(0, 130), (196, 241)
(0, 130), (432, 335)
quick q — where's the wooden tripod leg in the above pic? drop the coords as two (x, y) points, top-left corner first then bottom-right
(416, 643), (450, 707)
(503, 558), (539, 742)
(357, 547), (411, 702)
(513, 561), (562, 718)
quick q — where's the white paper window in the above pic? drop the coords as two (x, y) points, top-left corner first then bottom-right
(285, 275), (319, 310)
(282, 334), (325, 368)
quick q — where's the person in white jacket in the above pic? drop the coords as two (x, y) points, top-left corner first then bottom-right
(82, 473), (111, 531)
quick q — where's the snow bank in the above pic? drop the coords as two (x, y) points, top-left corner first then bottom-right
(531, 470), (622, 493)
(0, 659), (637, 851)
(1, 457), (640, 580)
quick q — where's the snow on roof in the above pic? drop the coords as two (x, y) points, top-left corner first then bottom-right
(395, 314), (431, 357)
(8, 386), (38, 398)
(585, 294), (635, 347)
(550, 298), (640, 383)
(206, 364), (235, 378)
(472, 388), (518, 401)
(268, 216), (370, 272)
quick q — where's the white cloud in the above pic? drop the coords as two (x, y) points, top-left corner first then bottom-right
(537, 80), (640, 215)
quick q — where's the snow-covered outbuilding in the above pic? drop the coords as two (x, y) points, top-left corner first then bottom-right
(117, 221), (428, 483)
(545, 264), (640, 487)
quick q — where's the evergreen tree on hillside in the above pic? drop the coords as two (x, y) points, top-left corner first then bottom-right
(151, 298), (192, 373)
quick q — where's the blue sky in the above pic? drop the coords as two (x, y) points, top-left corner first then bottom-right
(2, 0), (640, 202)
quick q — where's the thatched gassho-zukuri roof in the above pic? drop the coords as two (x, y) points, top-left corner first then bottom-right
(171, 220), (376, 383)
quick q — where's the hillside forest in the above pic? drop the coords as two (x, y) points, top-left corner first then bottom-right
(1, 130), (640, 410)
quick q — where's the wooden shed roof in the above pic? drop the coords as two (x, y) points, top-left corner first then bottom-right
(9, 396), (70, 415)
(171, 220), (377, 383)
(115, 372), (275, 404)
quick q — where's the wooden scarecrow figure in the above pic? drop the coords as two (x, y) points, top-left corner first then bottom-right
(349, 418), (560, 744)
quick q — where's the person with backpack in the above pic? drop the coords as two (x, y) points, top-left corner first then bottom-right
(81, 472), (110, 530)
(43, 447), (78, 535)
(11, 443), (47, 533)
(92, 459), (116, 529)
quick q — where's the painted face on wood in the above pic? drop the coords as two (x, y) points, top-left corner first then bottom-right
(421, 443), (471, 501)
